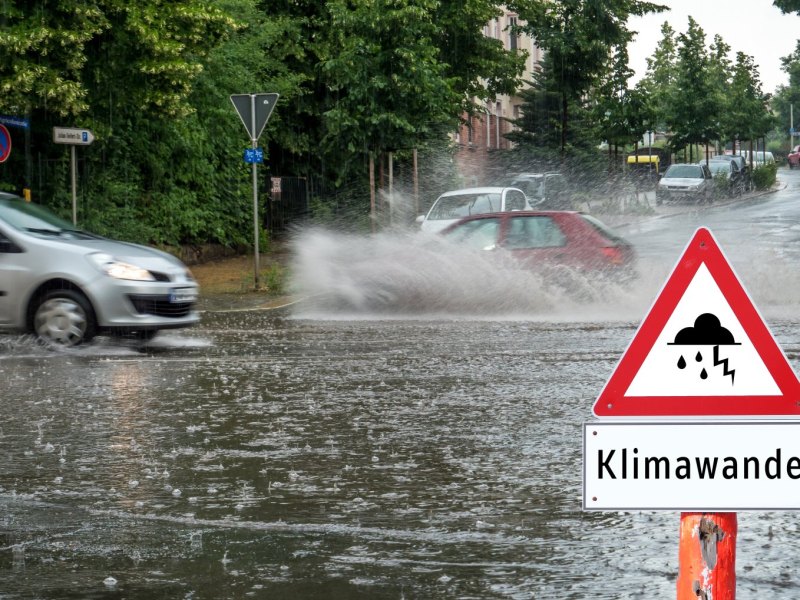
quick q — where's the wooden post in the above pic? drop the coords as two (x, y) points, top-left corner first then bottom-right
(412, 148), (419, 217)
(369, 154), (376, 234)
(388, 151), (393, 226)
(677, 512), (737, 600)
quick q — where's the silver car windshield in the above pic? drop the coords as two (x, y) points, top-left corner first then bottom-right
(708, 163), (731, 175)
(664, 165), (703, 179)
(428, 193), (501, 220)
(0, 199), (97, 239)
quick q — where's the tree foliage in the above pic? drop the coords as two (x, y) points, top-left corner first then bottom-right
(0, 0), (784, 247)
(0, 1), (233, 118)
(665, 17), (722, 156)
(507, 0), (666, 152)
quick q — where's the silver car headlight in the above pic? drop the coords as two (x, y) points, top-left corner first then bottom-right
(87, 252), (156, 281)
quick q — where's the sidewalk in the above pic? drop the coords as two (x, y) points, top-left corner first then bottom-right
(592, 180), (786, 229)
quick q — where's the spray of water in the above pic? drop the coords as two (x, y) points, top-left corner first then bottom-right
(288, 227), (666, 322)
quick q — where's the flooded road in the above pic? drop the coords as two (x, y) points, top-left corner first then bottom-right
(3, 172), (800, 598)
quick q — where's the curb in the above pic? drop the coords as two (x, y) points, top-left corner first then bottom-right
(595, 180), (786, 229)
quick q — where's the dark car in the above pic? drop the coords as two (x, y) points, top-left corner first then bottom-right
(709, 155), (751, 190)
(507, 172), (572, 209)
(440, 211), (636, 277)
(703, 160), (746, 196)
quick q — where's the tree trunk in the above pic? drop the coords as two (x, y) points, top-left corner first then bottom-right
(561, 91), (568, 154)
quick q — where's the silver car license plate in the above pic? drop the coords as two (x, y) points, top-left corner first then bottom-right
(170, 288), (197, 303)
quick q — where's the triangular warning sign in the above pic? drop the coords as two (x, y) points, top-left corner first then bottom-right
(593, 227), (800, 417)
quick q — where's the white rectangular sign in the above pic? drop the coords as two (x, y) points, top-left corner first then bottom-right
(53, 127), (94, 145)
(584, 421), (800, 511)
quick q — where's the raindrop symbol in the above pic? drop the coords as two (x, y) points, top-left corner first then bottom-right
(695, 351), (703, 362)
(677, 355), (687, 369)
(700, 368), (708, 380)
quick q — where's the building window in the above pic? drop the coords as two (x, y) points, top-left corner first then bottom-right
(509, 16), (518, 51)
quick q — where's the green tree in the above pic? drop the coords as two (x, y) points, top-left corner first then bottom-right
(592, 44), (653, 153)
(505, 57), (566, 152)
(665, 17), (721, 160)
(507, 0), (666, 153)
(636, 21), (677, 133)
(774, 0), (800, 13)
(0, 1), (233, 119)
(434, 0), (527, 115)
(725, 52), (772, 156)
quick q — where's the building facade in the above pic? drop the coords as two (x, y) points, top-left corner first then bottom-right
(453, 10), (542, 185)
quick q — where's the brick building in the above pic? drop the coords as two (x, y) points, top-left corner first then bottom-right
(453, 9), (542, 185)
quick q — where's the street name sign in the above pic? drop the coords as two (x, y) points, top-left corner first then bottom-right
(53, 127), (95, 145)
(0, 115), (28, 129)
(592, 227), (800, 418)
(583, 227), (800, 511)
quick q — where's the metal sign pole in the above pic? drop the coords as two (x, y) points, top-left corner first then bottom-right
(250, 94), (260, 289)
(71, 145), (77, 225)
(230, 93), (279, 290)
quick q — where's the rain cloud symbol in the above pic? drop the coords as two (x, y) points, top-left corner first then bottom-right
(668, 313), (740, 384)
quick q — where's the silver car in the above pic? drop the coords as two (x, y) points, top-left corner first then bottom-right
(0, 193), (199, 346)
(655, 163), (714, 205)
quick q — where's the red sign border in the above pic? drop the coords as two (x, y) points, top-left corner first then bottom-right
(0, 124), (11, 163)
(593, 227), (800, 417)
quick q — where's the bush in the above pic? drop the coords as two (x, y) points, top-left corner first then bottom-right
(751, 163), (777, 190)
(712, 172), (730, 198)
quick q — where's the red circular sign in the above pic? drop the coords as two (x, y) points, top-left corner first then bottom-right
(0, 124), (11, 163)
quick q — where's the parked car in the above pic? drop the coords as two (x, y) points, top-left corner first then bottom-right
(507, 172), (571, 208)
(656, 163), (714, 205)
(0, 193), (200, 347)
(709, 155), (750, 190)
(439, 210), (636, 277)
(702, 160), (746, 196)
(742, 150), (775, 167)
(787, 145), (800, 169)
(417, 187), (530, 233)
(626, 154), (661, 188)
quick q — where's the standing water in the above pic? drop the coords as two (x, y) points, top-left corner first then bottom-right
(2, 209), (800, 597)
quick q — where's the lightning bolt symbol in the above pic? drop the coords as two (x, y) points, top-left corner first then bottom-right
(713, 345), (735, 385)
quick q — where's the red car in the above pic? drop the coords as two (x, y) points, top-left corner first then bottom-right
(440, 211), (636, 277)
(788, 145), (800, 169)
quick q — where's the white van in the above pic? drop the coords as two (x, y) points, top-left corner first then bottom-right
(742, 151), (775, 166)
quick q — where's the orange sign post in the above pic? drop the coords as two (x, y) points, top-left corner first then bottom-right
(677, 512), (737, 600)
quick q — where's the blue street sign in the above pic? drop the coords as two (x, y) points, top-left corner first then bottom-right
(244, 148), (264, 163)
(0, 115), (28, 129)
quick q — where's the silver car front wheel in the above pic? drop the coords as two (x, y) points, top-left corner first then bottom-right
(33, 290), (96, 347)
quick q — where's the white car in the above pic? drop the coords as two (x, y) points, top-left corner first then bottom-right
(417, 187), (530, 233)
(0, 193), (199, 346)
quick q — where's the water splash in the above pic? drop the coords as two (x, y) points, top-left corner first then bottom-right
(288, 228), (661, 321)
